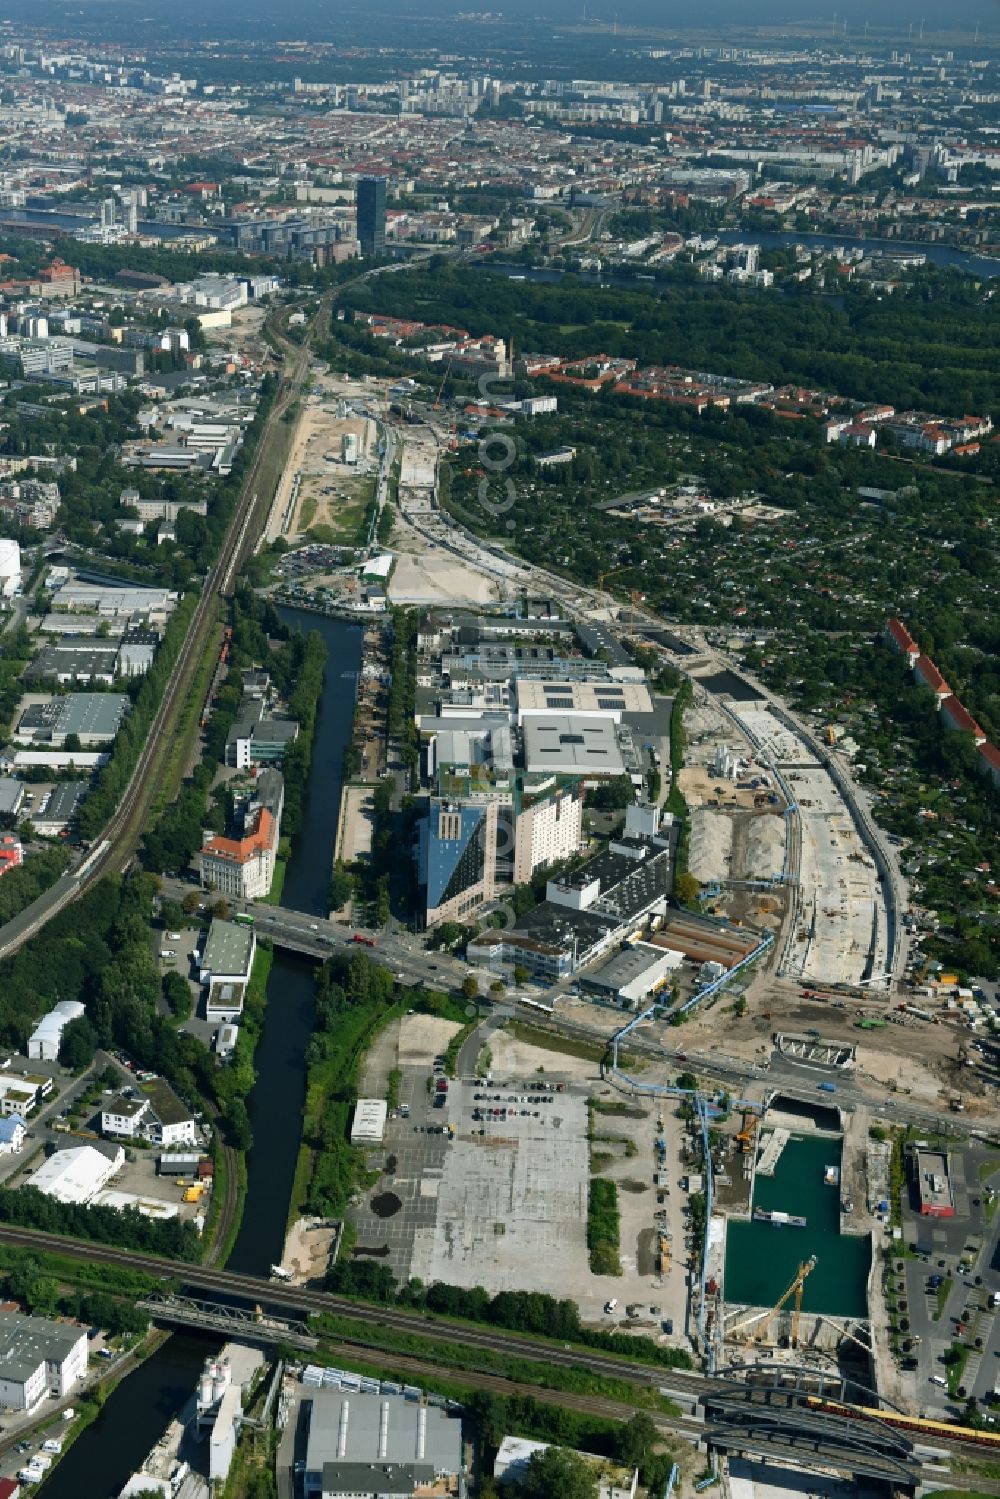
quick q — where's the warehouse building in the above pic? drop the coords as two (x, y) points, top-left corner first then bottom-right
(578, 942), (684, 1010)
(26, 1000), (85, 1061)
(199, 918), (255, 990)
(15, 693), (129, 747)
(0, 1311), (88, 1412)
(0, 777), (24, 820)
(27, 1143), (124, 1204)
(295, 1389), (463, 1499)
(29, 781), (87, 836)
(351, 1099), (388, 1145)
(914, 1149), (956, 1218)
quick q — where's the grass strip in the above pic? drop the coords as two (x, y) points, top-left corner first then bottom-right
(309, 1313), (677, 1412)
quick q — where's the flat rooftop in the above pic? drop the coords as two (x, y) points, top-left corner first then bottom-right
(522, 714), (625, 775)
(201, 917), (254, 977)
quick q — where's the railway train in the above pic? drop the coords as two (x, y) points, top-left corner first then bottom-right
(805, 1393), (1000, 1451)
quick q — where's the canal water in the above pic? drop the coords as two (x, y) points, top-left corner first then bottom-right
(482, 230), (1000, 284)
(38, 609), (362, 1498)
(724, 1134), (870, 1319)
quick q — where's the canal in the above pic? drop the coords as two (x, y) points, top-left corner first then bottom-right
(481, 230), (1000, 284)
(38, 610), (362, 1498)
(724, 1134), (871, 1319)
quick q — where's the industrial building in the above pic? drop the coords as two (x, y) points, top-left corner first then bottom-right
(514, 678), (653, 723)
(27, 1143), (124, 1204)
(578, 941), (683, 1010)
(0, 1311), (88, 1413)
(521, 715), (626, 777)
(199, 918), (256, 989)
(15, 693), (129, 747)
(914, 1148), (955, 1218)
(351, 1099), (389, 1145)
(295, 1387), (463, 1499)
(468, 815), (674, 980)
(28, 639), (121, 685)
(26, 1000), (85, 1061)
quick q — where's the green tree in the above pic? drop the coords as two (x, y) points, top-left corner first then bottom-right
(522, 1447), (598, 1499)
(673, 871), (701, 906)
(162, 971), (192, 1021)
(329, 865), (354, 909)
(59, 1015), (98, 1071)
(617, 1412), (659, 1468)
(461, 976), (479, 1001)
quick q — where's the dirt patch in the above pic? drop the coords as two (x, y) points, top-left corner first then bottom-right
(398, 1013), (463, 1068)
(279, 1215), (339, 1285)
(636, 1226), (660, 1277)
(370, 1191), (402, 1218)
(619, 1179), (649, 1194)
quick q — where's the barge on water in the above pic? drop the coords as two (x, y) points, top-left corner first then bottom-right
(754, 1208), (807, 1227)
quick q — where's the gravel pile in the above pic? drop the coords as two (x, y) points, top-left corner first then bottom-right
(688, 808), (733, 883)
(746, 815), (785, 880)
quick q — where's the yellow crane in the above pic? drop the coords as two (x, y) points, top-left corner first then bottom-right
(728, 1254), (818, 1346)
(735, 1110), (757, 1154)
(761, 1255), (817, 1347)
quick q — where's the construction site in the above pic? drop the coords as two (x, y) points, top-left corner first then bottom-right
(706, 1101), (874, 1376)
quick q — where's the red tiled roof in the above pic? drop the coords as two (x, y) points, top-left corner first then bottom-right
(886, 617), (919, 655)
(979, 742), (1000, 772)
(941, 697), (985, 737)
(914, 655), (951, 694)
(202, 808), (275, 865)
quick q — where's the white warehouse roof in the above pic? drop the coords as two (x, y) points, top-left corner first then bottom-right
(350, 1098), (388, 1144)
(27, 1000), (85, 1053)
(27, 1144), (123, 1204)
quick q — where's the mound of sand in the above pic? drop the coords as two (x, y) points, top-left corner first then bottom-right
(688, 808), (733, 883)
(745, 815), (785, 880)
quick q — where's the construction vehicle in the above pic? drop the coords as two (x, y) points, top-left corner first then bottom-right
(183, 1185), (204, 1203)
(735, 1110), (757, 1155)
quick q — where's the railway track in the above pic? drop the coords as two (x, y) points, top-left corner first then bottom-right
(0, 1223), (700, 1394)
(0, 300), (317, 967)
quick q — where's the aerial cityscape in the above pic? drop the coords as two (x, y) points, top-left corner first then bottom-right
(0, 4), (994, 1497)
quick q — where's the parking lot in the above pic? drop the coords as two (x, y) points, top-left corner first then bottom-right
(347, 1020), (693, 1336)
(898, 1141), (1000, 1412)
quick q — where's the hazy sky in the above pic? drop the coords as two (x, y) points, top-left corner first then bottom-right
(9, 0), (1000, 41)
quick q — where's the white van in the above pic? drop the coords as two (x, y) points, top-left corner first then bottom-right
(930, 1374), (947, 1387)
